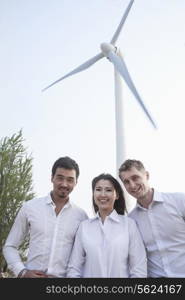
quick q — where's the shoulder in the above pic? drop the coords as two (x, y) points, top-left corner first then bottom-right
(117, 214), (129, 223)
(117, 215), (139, 237)
(126, 215), (138, 230)
(80, 218), (92, 226)
(13, 196), (47, 219)
(75, 218), (92, 235)
(159, 191), (185, 215)
(128, 206), (138, 219)
(158, 191), (185, 207)
(77, 216), (99, 229)
(23, 195), (48, 208)
(117, 214), (137, 228)
(69, 202), (88, 219)
(160, 191), (185, 201)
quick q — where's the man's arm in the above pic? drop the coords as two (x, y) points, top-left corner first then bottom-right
(3, 203), (29, 277)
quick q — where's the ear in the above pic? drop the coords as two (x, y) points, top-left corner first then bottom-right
(51, 175), (53, 183)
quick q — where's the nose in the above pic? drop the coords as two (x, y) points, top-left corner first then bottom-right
(61, 179), (68, 187)
(100, 189), (106, 196)
(129, 180), (136, 189)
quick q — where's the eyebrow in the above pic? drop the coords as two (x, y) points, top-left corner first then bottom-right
(95, 185), (113, 189)
(56, 174), (75, 179)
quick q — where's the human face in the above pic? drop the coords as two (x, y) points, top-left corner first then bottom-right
(94, 179), (118, 215)
(51, 167), (77, 200)
(119, 167), (150, 200)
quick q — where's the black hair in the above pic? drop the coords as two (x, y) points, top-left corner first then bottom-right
(92, 173), (126, 215)
(52, 156), (80, 179)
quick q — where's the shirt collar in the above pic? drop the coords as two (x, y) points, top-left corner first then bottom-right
(90, 209), (120, 223)
(152, 190), (164, 203)
(136, 189), (164, 209)
(46, 192), (72, 208)
(46, 193), (53, 204)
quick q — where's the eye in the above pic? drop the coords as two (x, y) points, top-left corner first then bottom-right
(57, 176), (64, 181)
(67, 178), (75, 183)
(106, 188), (113, 192)
(132, 175), (139, 181)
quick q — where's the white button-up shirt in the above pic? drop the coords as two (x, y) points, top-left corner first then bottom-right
(129, 190), (185, 277)
(67, 210), (147, 277)
(3, 194), (88, 277)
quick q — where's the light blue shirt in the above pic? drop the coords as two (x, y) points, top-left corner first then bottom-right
(129, 190), (185, 277)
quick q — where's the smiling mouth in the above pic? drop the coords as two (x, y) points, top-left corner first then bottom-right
(131, 187), (141, 194)
(99, 199), (108, 203)
(59, 187), (68, 192)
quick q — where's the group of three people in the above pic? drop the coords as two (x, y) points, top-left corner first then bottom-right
(3, 156), (185, 278)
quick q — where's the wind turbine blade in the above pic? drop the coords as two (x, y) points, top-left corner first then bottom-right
(42, 52), (104, 92)
(108, 51), (157, 129)
(110, 0), (134, 45)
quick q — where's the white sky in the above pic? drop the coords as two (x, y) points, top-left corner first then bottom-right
(0, 0), (185, 217)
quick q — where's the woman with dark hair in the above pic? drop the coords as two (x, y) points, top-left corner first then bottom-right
(67, 173), (147, 278)
(92, 173), (126, 216)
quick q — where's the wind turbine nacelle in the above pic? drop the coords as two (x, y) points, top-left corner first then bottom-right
(100, 43), (116, 57)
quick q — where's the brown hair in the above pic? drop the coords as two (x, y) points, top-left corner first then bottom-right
(119, 159), (145, 176)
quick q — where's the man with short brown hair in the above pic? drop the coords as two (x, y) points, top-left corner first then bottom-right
(119, 159), (185, 278)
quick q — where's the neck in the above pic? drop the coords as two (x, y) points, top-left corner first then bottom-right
(138, 188), (154, 209)
(99, 209), (113, 223)
(51, 191), (69, 206)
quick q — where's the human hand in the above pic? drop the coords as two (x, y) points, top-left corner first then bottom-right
(22, 269), (49, 278)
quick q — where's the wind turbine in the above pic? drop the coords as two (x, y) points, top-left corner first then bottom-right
(42, 0), (157, 172)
